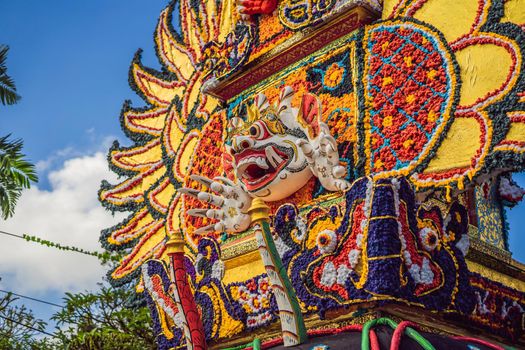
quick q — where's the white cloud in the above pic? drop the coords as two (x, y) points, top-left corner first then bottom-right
(0, 152), (127, 295)
(35, 132), (121, 174)
(35, 147), (76, 172)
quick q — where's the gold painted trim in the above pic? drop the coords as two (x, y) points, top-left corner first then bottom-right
(222, 249), (266, 285)
(466, 236), (525, 284)
(368, 254), (401, 260)
(205, 5), (379, 101)
(221, 234), (259, 261)
(467, 261), (525, 292)
(208, 309), (380, 349)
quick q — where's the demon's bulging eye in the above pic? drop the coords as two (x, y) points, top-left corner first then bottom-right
(247, 121), (272, 140)
(249, 124), (261, 138)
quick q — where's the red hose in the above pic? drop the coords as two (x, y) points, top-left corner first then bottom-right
(370, 329), (380, 350)
(452, 336), (505, 350)
(390, 321), (419, 350)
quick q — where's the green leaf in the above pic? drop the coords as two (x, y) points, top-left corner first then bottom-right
(0, 134), (38, 219)
(0, 45), (21, 106)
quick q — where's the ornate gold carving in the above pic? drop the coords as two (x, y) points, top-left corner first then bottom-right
(206, 6), (378, 101)
(248, 198), (271, 224)
(466, 236), (525, 285)
(468, 224), (478, 238)
(221, 235), (259, 260)
(468, 236), (512, 263)
(166, 232), (185, 254)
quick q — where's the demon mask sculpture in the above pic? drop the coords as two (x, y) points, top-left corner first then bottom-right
(180, 86), (349, 234)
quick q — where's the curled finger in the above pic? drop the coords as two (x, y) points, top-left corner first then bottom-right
(187, 208), (208, 218)
(214, 176), (235, 186)
(197, 192), (225, 207)
(332, 165), (347, 179)
(319, 122), (331, 135)
(333, 179), (350, 191)
(190, 174), (213, 189)
(206, 209), (225, 220)
(297, 139), (315, 162)
(214, 222), (226, 232)
(210, 181), (231, 197)
(321, 134), (337, 154)
(178, 188), (200, 199)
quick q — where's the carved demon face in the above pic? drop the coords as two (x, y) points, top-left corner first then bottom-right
(228, 87), (322, 201)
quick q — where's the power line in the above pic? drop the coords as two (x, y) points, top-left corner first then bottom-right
(0, 289), (62, 308)
(0, 229), (23, 239)
(0, 287), (108, 336)
(0, 313), (55, 337)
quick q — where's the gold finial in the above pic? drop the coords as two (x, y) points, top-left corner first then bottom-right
(248, 198), (270, 225)
(166, 230), (185, 254)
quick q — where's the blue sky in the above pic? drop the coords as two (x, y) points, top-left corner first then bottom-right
(1, 1), (168, 174)
(0, 0), (524, 337)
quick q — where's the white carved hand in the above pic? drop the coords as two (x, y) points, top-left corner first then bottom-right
(179, 175), (252, 235)
(296, 122), (350, 192)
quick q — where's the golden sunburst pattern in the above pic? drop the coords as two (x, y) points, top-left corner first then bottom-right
(99, 0), (240, 286)
(377, 0), (525, 192)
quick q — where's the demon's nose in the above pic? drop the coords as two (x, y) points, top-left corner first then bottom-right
(231, 135), (255, 154)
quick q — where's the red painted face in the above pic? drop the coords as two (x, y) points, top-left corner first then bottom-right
(231, 117), (293, 194)
(226, 88), (322, 201)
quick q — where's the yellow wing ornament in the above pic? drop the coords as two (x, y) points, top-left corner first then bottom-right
(99, 0), (248, 286)
(372, 0), (525, 192)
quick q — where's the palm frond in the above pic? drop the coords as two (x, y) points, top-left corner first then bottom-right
(0, 135), (37, 219)
(0, 45), (9, 72)
(0, 176), (21, 220)
(0, 45), (21, 106)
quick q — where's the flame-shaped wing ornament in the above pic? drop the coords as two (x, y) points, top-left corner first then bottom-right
(366, 0), (525, 194)
(99, 0), (251, 288)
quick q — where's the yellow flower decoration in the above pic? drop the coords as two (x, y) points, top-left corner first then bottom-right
(99, 1), (237, 286)
(378, 0), (525, 191)
(323, 63), (345, 88)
